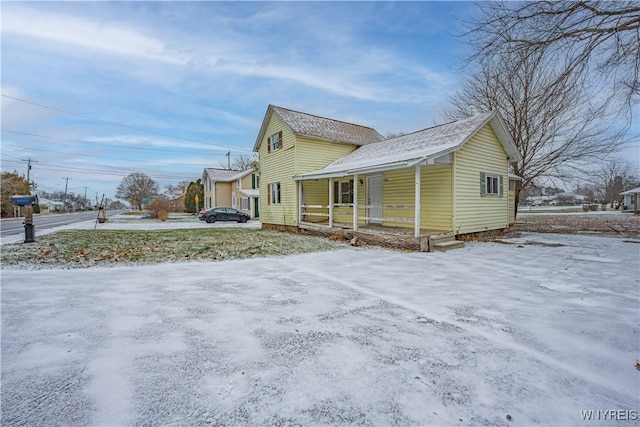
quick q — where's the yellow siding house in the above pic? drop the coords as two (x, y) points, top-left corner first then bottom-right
(202, 168), (260, 218)
(253, 105), (382, 231)
(254, 105), (522, 243)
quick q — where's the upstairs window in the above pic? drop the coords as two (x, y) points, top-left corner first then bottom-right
(268, 131), (282, 153)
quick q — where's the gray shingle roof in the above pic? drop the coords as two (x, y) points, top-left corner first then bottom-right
(271, 106), (383, 146)
(203, 168), (256, 182)
(298, 111), (520, 178)
(204, 168), (242, 181)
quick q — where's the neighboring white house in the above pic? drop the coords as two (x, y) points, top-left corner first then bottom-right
(37, 197), (64, 212)
(620, 186), (640, 211)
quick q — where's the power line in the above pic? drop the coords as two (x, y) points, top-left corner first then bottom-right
(1, 159), (197, 180)
(2, 142), (208, 167)
(1, 94), (253, 152)
(3, 130), (232, 156)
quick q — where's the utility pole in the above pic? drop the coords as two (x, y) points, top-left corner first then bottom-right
(21, 158), (38, 191)
(96, 192), (99, 208)
(63, 177), (70, 212)
(83, 186), (89, 211)
(227, 151), (231, 170)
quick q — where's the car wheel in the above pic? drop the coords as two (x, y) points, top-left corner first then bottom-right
(241, 217), (248, 223)
(206, 216), (216, 223)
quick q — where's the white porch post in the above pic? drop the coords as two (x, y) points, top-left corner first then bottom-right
(353, 173), (359, 232)
(298, 180), (303, 224)
(328, 178), (334, 228)
(415, 165), (421, 238)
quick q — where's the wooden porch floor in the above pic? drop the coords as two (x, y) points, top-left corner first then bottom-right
(299, 221), (451, 239)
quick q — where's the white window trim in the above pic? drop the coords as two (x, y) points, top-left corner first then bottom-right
(269, 132), (281, 152)
(241, 198), (249, 210)
(486, 175), (500, 195)
(339, 181), (352, 204)
(270, 182), (281, 204)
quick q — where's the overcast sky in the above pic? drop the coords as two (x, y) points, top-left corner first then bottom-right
(1, 1), (636, 202)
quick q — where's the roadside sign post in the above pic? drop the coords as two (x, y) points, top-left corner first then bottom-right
(9, 195), (38, 243)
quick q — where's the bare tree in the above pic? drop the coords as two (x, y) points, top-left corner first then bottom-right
(164, 181), (190, 195)
(115, 172), (159, 211)
(594, 160), (640, 206)
(465, 1), (640, 117)
(447, 48), (627, 215)
(217, 154), (256, 171)
(385, 131), (405, 139)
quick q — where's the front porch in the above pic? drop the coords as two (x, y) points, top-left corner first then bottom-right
(298, 220), (460, 252)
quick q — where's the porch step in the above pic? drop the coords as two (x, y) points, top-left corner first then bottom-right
(426, 232), (464, 252)
(432, 239), (465, 252)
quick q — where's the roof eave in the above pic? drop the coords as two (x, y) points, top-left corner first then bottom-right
(253, 105), (275, 152)
(490, 112), (522, 162)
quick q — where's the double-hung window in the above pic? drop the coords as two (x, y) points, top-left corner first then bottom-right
(486, 175), (499, 195)
(480, 172), (502, 196)
(333, 180), (354, 204)
(268, 131), (282, 153)
(269, 182), (281, 204)
(241, 198), (249, 210)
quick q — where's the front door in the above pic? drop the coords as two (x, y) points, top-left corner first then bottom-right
(367, 175), (382, 224)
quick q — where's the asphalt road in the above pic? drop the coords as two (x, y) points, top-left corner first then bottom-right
(0, 211), (109, 238)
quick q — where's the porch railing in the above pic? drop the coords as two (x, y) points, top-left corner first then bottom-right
(300, 204), (415, 225)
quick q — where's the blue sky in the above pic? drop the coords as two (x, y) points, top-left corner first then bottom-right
(1, 1), (475, 201)
(2, 1), (636, 202)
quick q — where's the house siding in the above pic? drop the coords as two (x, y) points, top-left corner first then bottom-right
(258, 113), (298, 226)
(381, 170), (413, 227)
(453, 124), (509, 234)
(378, 166), (452, 231)
(236, 174), (255, 217)
(297, 137), (359, 225)
(258, 118), (360, 227)
(203, 177), (213, 209)
(296, 137), (357, 174)
(422, 165), (453, 231)
(301, 180), (329, 223)
(215, 182), (232, 208)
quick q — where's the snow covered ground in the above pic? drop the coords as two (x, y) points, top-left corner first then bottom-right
(0, 215), (260, 245)
(2, 233), (639, 426)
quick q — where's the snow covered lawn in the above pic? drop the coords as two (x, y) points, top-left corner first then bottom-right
(2, 233), (639, 426)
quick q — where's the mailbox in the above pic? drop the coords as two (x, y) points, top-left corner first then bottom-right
(10, 195), (38, 206)
(9, 194), (38, 243)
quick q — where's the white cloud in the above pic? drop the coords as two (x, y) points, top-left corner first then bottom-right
(2, 5), (185, 65)
(2, 4), (453, 104)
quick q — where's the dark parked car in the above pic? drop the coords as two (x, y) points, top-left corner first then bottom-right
(198, 207), (250, 223)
